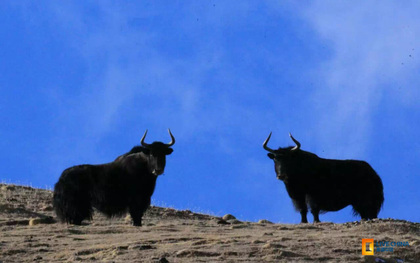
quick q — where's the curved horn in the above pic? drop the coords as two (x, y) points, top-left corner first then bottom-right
(289, 133), (301, 151)
(166, 128), (175, 147)
(140, 130), (151, 148)
(263, 132), (276, 153)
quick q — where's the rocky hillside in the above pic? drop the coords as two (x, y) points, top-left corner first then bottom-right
(0, 184), (419, 262)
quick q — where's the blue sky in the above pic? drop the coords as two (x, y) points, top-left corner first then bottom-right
(1, 1), (419, 223)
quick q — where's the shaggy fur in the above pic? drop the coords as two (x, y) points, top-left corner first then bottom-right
(264, 134), (384, 223)
(53, 141), (173, 226)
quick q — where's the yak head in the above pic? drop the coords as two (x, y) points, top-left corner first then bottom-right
(139, 129), (175, 176)
(116, 129), (175, 176)
(263, 132), (302, 181)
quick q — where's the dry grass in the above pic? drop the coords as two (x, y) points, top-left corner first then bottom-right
(0, 183), (419, 262)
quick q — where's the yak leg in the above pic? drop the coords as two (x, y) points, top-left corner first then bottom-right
(300, 207), (308, 223)
(356, 208), (369, 221)
(307, 197), (321, 223)
(129, 206), (142, 226)
(311, 208), (321, 223)
(293, 198), (308, 223)
(129, 197), (151, 227)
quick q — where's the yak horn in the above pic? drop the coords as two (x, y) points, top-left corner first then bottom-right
(140, 130), (151, 148)
(263, 132), (276, 153)
(166, 128), (175, 146)
(289, 133), (301, 151)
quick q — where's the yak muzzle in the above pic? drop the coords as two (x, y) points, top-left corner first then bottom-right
(277, 174), (286, 181)
(152, 169), (164, 176)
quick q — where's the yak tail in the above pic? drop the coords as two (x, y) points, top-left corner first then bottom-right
(370, 173), (385, 217)
(352, 192), (384, 218)
(352, 173), (384, 219)
(373, 183), (385, 216)
(53, 168), (93, 225)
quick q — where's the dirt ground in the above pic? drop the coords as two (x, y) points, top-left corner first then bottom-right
(0, 184), (418, 262)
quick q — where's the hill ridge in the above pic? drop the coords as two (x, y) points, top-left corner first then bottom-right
(0, 183), (419, 262)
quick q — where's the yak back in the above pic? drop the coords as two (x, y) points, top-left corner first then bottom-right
(279, 149), (379, 184)
(114, 146), (150, 162)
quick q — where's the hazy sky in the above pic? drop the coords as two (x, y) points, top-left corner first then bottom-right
(1, 1), (419, 223)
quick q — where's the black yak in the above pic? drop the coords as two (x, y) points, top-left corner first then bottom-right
(263, 133), (384, 223)
(53, 129), (175, 226)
